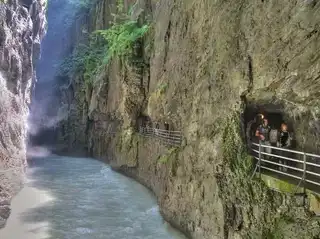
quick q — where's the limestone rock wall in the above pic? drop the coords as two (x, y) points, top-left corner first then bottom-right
(61, 0), (320, 238)
(0, 0), (46, 228)
(57, 0), (128, 157)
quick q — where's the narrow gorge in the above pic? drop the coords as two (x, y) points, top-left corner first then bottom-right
(2, 0), (320, 238)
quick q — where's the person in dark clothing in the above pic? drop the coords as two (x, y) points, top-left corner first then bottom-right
(255, 118), (272, 159)
(279, 124), (291, 147)
(246, 114), (264, 146)
(155, 122), (160, 136)
(164, 122), (169, 131)
(277, 123), (292, 172)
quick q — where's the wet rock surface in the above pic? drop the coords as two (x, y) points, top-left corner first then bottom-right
(0, 0), (46, 228)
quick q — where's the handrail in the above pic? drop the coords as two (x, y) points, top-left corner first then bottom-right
(251, 141), (320, 194)
(252, 142), (306, 155)
(251, 149), (303, 164)
(306, 152), (320, 159)
(155, 128), (182, 133)
(252, 143), (320, 167)
(253, 157), (304, 172)
(138, 127), (182, 146)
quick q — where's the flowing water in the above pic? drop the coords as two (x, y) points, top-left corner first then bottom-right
(0, 156), (187, 239)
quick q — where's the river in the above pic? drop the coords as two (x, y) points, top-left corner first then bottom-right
(0, 156), (187, 239)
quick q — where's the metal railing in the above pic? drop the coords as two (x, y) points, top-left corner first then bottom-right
(251, 142), (320, 192)
(139, 127), (182, 146)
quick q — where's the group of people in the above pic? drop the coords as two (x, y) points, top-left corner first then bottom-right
(141, 121), (170, 136)
(254, 115), (292, 172)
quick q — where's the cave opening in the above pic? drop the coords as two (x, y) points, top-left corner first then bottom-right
(136, 114), (151, 130)
(243, 102), (295, 148)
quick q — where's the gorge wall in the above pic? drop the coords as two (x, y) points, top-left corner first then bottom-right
(0, 0), (46, 228)
(59, 0), (320, 238)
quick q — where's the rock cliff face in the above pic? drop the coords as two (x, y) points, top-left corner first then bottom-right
(60, 0), (320, 238)
(0, 0), (46, 228)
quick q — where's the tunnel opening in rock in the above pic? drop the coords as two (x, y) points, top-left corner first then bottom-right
(136, 114), (151, 131)
(243, 102), (295, 149)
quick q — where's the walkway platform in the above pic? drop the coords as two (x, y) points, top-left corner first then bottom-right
(251, 142), (320, 215)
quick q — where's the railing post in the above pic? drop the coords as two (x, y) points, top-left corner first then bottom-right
(258, 140), (262, 178)
(303, 153), (307, 195)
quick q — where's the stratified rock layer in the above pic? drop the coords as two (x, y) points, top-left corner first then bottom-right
(0, 0), (46, 228)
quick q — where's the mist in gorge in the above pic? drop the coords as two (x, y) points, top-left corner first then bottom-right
(28, 0), (84, 151)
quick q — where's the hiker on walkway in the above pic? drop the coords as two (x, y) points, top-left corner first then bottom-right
(154, 123), (159, 136)
(164, 122), (169, 131)
(255, 118), (272, 160)
(277, 123), (292, 172)
(268, 125), (280, 168)
(246, 113), (264, 147)
(143, 119), (149, 132)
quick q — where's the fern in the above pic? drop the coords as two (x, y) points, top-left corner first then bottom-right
(95, 20), (149, 60)
(58, 19), (149, 84)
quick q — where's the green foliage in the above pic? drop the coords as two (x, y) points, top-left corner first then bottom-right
(264, 215), (295, 239)
(58, 20), (149, 83)
(222, 113), (253, 175)
(158, 155), (169, 164)
(157, 83), (168, 94)
(58, 1), (149, 84)
(58, 35), (108, 84)
(158, 148), (177, 164)
(95, 20), (149, 60)
(117, 0), (124, 12)
(128, 1), (138, 15)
